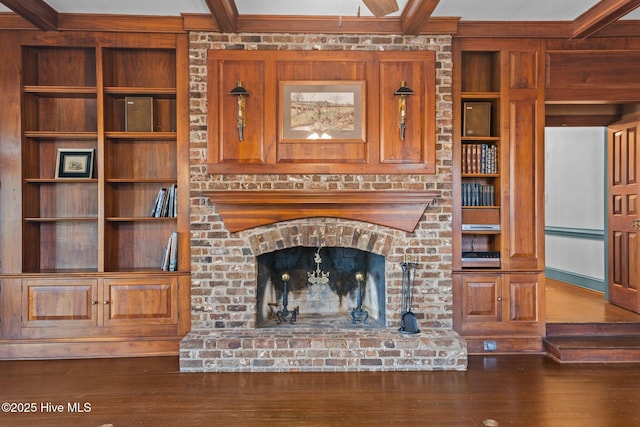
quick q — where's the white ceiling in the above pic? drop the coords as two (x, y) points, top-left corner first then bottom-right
(1, 0), (640, 20)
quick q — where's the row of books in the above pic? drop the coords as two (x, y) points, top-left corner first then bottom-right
(462, 143), (498, 174)
(462, 183), (496, 207)
(161, 231), (178, 271)
(150, 184), (177, 217)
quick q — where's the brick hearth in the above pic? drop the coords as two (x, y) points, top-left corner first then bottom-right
(181, 328), (466, 372)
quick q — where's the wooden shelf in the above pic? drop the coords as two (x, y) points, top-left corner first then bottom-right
(104, 86), (176, 95)
(461, 91), (500, 99)
(24, 178), (98, 184)
(105, 131), (176, 139)
(24, 217), (98, 222)
(22, 85), (97, 96)
(106, 217), (176, 222)
(106, 178), (176, 183)
(204, 190), (440, 233)
(462, 173), (499, 178)
(23, 131), (98, 140)
(461, 136), (500, 142)
(461, 230), (500, 235)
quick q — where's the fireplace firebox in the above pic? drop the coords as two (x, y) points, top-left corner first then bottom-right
(256, 246), (385, 328)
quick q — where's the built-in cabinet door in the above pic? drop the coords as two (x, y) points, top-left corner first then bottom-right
(504, 273), (543, 332)
(456, 274), (502, 326)
(103, 276), (178, 327)
(21, 278), (99, 334)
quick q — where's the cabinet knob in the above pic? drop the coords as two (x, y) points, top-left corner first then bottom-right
(497, 297), (502, 302)
(103, 301), (110, 305)
(91, 301), (98, 305)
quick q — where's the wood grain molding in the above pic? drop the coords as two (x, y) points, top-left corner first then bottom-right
(203, 190), (440, 232)
(185, 13), (460, 35)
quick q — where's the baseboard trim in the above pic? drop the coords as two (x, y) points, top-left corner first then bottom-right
(0, 338), (181, 360)
(545, 267), (604, 293)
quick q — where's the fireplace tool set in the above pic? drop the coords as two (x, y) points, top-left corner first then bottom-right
(399, 255), (420, 334)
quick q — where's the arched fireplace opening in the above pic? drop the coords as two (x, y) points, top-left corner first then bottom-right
(256, 246), (386, 328)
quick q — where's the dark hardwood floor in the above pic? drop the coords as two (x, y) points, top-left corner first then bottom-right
(1, 355), (640, 426)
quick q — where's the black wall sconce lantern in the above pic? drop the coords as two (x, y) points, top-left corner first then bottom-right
(229, 81), (249, 141)
(394, 81), (414, 141)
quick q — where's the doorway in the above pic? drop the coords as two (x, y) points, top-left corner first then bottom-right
(544, 125), (640, 322)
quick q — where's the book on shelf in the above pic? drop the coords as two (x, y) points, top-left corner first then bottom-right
(150, 184), (177, 217)
(462, 182), (495, 207)
(150, 188), (166, 216)
(462, 143), (497, 174)
(161, 231), (178, 271)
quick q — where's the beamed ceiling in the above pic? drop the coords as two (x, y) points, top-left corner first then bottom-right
(1, 0), (640, 38)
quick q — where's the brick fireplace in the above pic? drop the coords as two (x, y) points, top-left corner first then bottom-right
(180, 32), (467, 372)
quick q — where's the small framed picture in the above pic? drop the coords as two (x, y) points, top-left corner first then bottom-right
(55, 148), (95, 179)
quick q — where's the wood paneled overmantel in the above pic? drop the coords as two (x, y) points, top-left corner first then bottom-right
(207, 50), (436, 175)
(203, 190), (440, 232)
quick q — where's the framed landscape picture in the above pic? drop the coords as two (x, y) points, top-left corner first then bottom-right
(55, 148), (95, 179)
(279, 80), (365, 142)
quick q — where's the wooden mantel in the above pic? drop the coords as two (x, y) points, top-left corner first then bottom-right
(203, 190), (440, 233)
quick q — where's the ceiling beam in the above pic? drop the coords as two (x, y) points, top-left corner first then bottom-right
(0, 0), (58, 30)
(401, 0), (440, 35)
(362, 0), (399, 17)
(204, 0), (239, 33)
(573, 0), (640, 39)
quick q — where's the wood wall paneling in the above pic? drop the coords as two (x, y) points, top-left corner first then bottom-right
(546, 50), (640, 102)
(508, 98), (540, 267)
(207, 50), (436, 174)
(379, 53), (436, 169)
(0, 32), (22, 274)
(209, 59), (268, 164)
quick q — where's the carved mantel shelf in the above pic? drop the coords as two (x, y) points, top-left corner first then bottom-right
(203, 190), (440, 233)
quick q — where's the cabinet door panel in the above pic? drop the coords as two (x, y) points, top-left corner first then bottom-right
(459, 275), (501, 323)
(104, 277), (178, 326)
(22, 279), (98, 328)
(505, 274), (544, 334)
(508, 278), (539, 322)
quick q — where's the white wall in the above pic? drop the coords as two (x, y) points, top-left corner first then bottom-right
(544, 127), (606, 291)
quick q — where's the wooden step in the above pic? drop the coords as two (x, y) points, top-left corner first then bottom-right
(545, 322), (640, 363)
(547, 322), (640, 337)
(545, 335), (640, 363)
